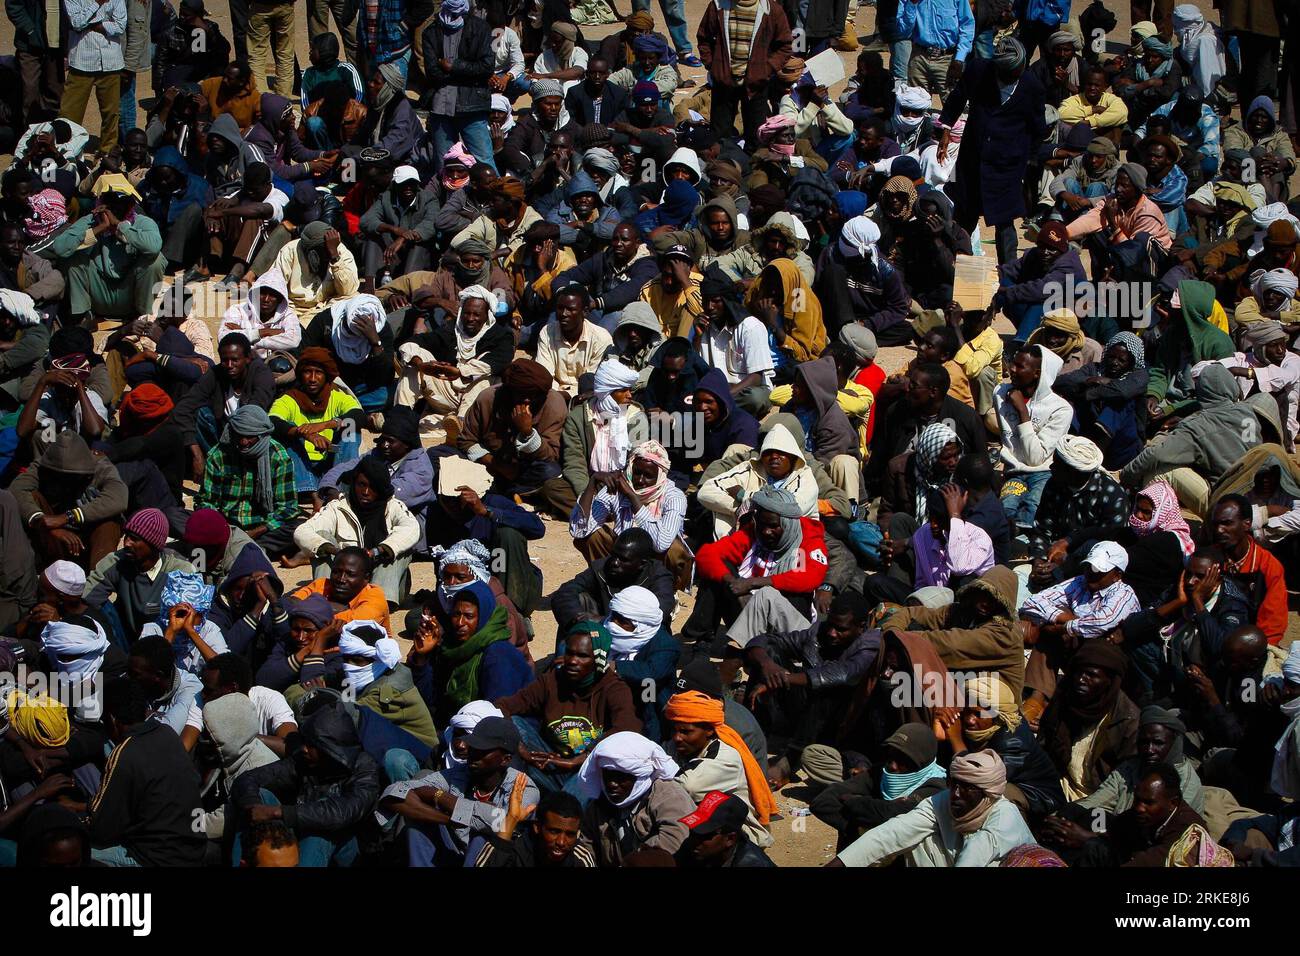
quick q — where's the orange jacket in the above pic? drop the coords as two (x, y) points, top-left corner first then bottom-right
(290, 579), (393, 635)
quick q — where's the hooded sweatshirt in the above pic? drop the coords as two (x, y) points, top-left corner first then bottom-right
(673, 195), (749, 271)
(208, 542), (288, 659)
(888, 565), (1026, 699)
(1147, 280), (1236, 404)
(695, 369), (761, 466)
(995, 345), (1073, 473)
(546, 170), (623, 246)
(218, 266), (302, 357)
(205, 112), (265, 199)
(243, 92), (324, 183)
(141, 146), (214, 227)
(202, 692), (281, 838)
(699, 422), (821, 537)
(791, 355), (859, 466)
(610, 305), (665, 372)
(232, 701), (382, 834)
(10, 431), (130, 527)
(1122, 363), (1267, 489)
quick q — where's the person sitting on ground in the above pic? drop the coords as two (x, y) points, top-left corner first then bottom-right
(995, 344), (1073, 533)
(359, 165), (439, 279)
(232, 697), (381, 868)
(85, 678), (207, 866)
(551, 527), (678, 636)
(11, 431), (129, 570)
(268, 347), (365, 500)
(194, 405), (301, 560)
(830, 750), (1035, 867)
(1025, 307), (1103, 377)
(1055, 332), (1150, 469)
(287, 548), (393, 633)
(126, 634), (202, 735)
(728, 589), (878, 788)
(217, 267), (302, 362)
(576, 731), (697, 867)
(1034, 639), (1139, 801)
(474, 788), (597, 867)
(561, 358), (648, 507)
(395, 286), (514, 437)
(291, 457), (422, 605)
(495, 621), (641, 796)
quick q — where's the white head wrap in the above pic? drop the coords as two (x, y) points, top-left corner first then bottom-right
(590, 359), (640, 472)
(838, 215), (881, 260)
(1249, 268), (1299, 312)
(455, 285), (499, 362)
(1054, 434), (1105, 472)
(0, 289), (41, 327)
(606, 585), (663, 661)
(39, 619), (110, 678)
(330, 294), (388, 365)
(442, 700), (506, 768)
(337, 620), (401, 693)
(576, 731), (680, 806)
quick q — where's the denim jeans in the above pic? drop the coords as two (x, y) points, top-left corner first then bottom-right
(350, 382), (391, 413)
(231, 788), (359, 866)
(632, 0), (692, 55)
(119, 71), (136, 140)
(285, 433), (361, 492)
(999, 469), (1053, 530)
(384, 747), (422, 784)
(510, 716), (590, 803)
(428, 111), (497, 173)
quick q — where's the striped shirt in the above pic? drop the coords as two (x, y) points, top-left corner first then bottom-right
(570, 485), (687, 554)
(1021, 576), (1141, 639)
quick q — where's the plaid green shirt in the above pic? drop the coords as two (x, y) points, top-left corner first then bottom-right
(196, 441), (299, 531)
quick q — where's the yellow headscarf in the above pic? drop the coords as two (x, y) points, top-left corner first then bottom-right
(748, 257), (826, 363)
(1027, 308), (1086, 359)
(1212, 180), (1260, 235)
(962, 675), (1022, 745)
(5, 690), (71, 747)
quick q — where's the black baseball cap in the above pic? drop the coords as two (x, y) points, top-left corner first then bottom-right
(462, 716), (520, 753)
(679, 790), (748, 835)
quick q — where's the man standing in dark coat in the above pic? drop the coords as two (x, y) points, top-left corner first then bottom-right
(939, 37), (1048, 264)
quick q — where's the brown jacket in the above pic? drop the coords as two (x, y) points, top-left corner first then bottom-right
(889, 565), (1026, 699)
(697, 0), (793, 92)
(459, 385), (568, 476)
(580, 777), (696, 866)
(495, 669), (641, 755)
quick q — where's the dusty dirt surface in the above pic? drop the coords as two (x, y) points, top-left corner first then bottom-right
(4, 0), (1294, 867)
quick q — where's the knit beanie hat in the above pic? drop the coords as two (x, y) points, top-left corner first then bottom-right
(125, 508), (169, 551)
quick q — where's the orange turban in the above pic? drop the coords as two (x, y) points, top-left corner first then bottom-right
(120, 383), (175, 423)
(664, 690), (777, 825)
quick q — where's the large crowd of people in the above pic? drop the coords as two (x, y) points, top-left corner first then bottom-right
(0, 0), (1297, 871)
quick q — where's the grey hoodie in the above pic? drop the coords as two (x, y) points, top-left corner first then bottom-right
(794, 354), (859, 465)
(1122, 362), (1268, 489)
(206, 113), (265, 199)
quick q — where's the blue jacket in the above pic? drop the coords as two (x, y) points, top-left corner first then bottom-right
(140, 147), (214, 227)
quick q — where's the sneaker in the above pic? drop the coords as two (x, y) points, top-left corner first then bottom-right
(678, 53), (703, 68)
(863, 34), (888, 52)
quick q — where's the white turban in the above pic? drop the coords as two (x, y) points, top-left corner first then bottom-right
(593, 358), (640, 395)
(606, 585), (663, 660)
(443, 700), (506, 768)
(0, 289), (41, 326)
(895, 84), (931, 111)
(1172, 3), (1202, 29)
(1250, 267), (1299, 310)
(576, 731), (680, 806)
(330, 293), (388, 365)
(40, 619), (110, 678)
(338, 620), (401, 692)
(1054, 434), (1105, 472)
(838, 215), (882, 260)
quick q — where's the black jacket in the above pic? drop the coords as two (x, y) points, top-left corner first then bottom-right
(501, 112), (579, 175)
(418, 321), (514, 379)
(171, 359), (277, 446)
(234, 702), (381, 836)
(555, 251), (660, 314)
(551, 557), (677, 634)
(301, 306), (397, 395)
(420, 14), (494, 115)
(564, 80), (628, 129)
(475, 830), (598, 867)
(87, 721), (207, 866)
(866, 395), (986, 495)
(988, 720), (1065, 817)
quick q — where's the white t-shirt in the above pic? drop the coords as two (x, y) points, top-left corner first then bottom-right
(538, 45), (588, 95)
(265, 187), (290, 223)
(701, 315), (775, 387)
(185, 685), (296, 734)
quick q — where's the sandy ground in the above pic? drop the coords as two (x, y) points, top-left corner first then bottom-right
(4, 0), (1295, 866)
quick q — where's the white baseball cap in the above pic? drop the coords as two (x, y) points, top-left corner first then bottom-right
(392, 165), (421, 185)
(1083, 541), (1129, 574)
